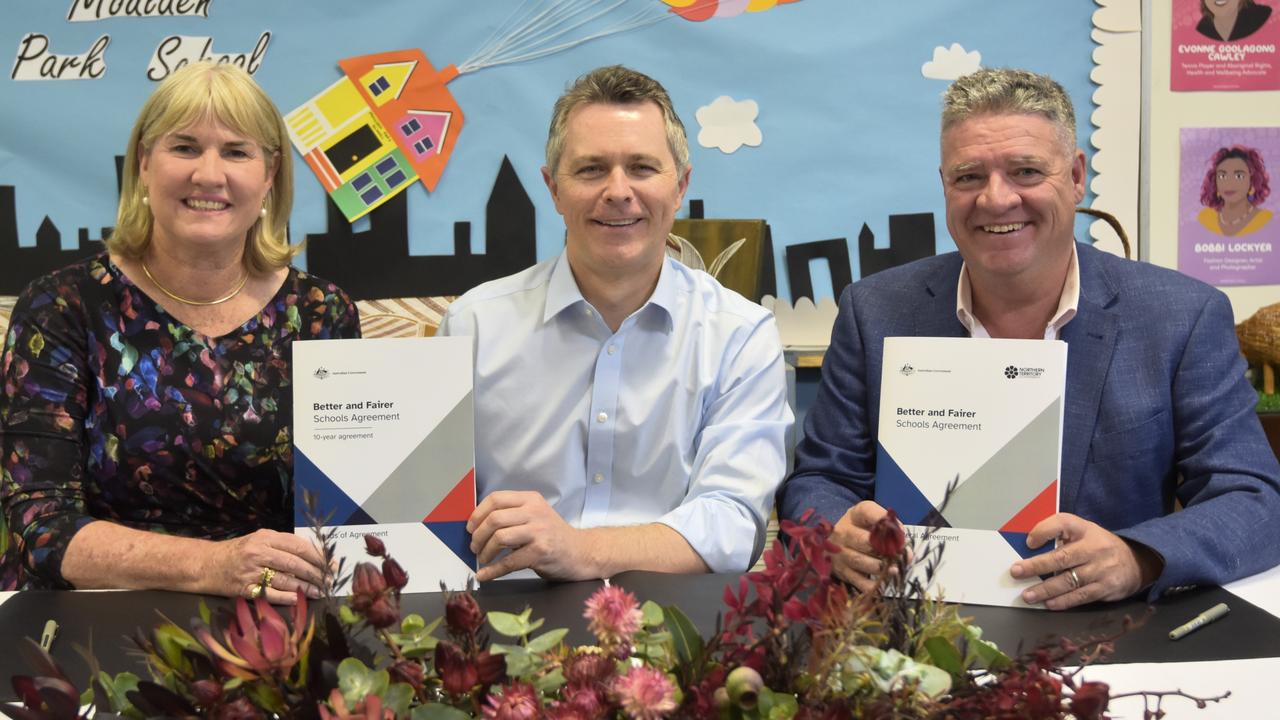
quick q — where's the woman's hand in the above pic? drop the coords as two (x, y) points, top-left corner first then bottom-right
(209, 529), (328, 604)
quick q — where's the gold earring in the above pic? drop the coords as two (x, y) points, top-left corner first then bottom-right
(259, 205), (268, 218)
(142, 195), (150, 207)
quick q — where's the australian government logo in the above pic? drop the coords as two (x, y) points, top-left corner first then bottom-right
(1003, 364), (1045, 380)
(897, 361), (950, 376)
(312, 366), (367, 380)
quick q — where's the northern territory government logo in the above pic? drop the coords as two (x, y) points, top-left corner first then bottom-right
(313, 366), (330, 380)
(1003, 364), (1045, 380)
(900, 363), (915, 376)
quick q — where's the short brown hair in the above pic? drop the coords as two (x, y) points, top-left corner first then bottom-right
(941, 68), (1077, 154)
(110, 61), (297, 273)
(545, 65), (689, 175)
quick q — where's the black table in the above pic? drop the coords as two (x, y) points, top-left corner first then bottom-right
(2, 572), (1276, 699)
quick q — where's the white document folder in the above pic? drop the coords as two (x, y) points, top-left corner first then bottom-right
(293, 336), (476, 593)
(875, 336), (1067, 607)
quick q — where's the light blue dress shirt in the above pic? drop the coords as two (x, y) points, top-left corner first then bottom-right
(438, 253), (793, 573)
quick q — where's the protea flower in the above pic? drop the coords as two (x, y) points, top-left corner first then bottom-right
(195, 589), (315, 682)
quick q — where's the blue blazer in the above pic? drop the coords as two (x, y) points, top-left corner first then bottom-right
(777, 242), (1280, 599)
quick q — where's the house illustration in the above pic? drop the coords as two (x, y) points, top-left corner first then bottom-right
(286, 49), (464, 222)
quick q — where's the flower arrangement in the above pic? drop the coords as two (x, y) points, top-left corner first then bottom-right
(4, 510), (1227, 720)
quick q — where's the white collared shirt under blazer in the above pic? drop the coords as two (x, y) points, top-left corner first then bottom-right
(438, 254), (793, 573)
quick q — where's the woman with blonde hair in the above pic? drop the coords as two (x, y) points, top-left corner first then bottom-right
(1, 62), (359, 601)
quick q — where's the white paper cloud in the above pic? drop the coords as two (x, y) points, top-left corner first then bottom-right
(921, 43), (982, 80)
(695, 95), (762, 154)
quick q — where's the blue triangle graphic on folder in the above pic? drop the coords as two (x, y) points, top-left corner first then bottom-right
(874, 444), (936, 525)
(294, 449), (376, 527)
(999, 531), (1053, 561)
(426, 521), (477, 570)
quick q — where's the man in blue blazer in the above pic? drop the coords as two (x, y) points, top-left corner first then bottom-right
(777, 68), (1280, 609)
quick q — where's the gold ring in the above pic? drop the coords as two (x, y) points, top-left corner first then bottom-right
(248, 584), (263, 599)
(259, 567), (276, 588)
(1067, 568), (1081, 589)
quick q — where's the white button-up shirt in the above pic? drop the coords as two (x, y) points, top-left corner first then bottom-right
(438, 254), (793, 572)
(955, 243), (1081, 340)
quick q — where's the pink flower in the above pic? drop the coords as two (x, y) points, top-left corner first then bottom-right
(481, 681), (541, 720)
(584, 585), (643, 647)
(611, 666), (678, 720)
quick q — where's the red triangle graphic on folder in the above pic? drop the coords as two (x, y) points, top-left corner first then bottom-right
(1000, 479), (1057, 533)
(424, 469), (475, 523)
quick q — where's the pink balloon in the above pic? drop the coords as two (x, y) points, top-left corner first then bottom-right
(713, 0), (750, 18)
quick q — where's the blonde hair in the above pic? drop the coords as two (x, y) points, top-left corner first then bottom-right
(110, 62), (297, 273)
(545, 65), (689, 175)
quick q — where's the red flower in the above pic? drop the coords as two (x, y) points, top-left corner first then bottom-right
(389, 660), (425, 690)
(382, 558), (409, 591)
(363, 534), (386, 557)
(445, 591), (485, 636)
(558, 684), (607, 720)
(350, 563), (398, 629)
(476, 650), (507, 687)
(481, 681), (541, 720)
(190, 679), (223, 707)
(868, 508), (906, 558)
(214, 696), (265, 720)
(1071, 681), (1111, 720)
(562, 651), (614, 685)
(435, 640), (480, 696)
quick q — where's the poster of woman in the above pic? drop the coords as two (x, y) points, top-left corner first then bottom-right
(1179, 127), (1280, 285)
(1171, 0), (1279, 90)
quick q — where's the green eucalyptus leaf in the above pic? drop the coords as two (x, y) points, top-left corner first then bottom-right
(383, 683), (414, 716)
(488, 610), (531, 638)
(923, 637), (965, 678)
(663, 605), (703, 665)
(534, 668), (566, 694)
(641, 600), (664, 627)
(963, 624), (1011, 670)
(401, 613), (426, 633)
(339, 605), (359, 625)
(525, 628), (569, 654)
(411, 703), (473, 720)
(198, 600), (212, 627)
(500, 646), (539, 678)
(337, 657), (389, 706)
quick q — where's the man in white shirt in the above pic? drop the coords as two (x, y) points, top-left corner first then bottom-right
(438, 65), (792, 582)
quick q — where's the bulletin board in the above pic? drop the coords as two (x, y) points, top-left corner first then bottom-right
(1, 0), (1117, 305)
